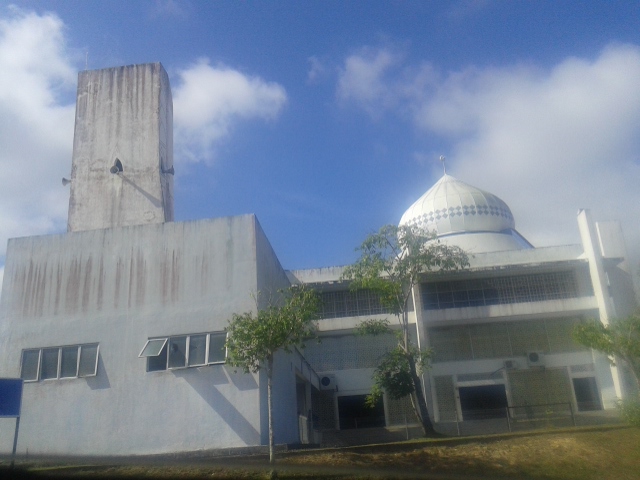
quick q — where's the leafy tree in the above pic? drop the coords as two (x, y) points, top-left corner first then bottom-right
(225, 286), (320, 464)
(343, 224), (469, 435)
(573, 311), (640, 389)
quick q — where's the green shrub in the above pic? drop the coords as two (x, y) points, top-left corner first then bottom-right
(618, 395), (640, 426)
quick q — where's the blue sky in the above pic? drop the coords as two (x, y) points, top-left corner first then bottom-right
(1, 1), (640, 290)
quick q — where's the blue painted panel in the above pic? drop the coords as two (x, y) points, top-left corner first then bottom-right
(0, 379), (23, 417)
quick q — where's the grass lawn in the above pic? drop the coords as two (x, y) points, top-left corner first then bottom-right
(4, 426), (639, 479)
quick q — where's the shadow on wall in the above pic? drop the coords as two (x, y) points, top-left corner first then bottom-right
(174, 367), (260, 446)
(86, 356), (110, 390)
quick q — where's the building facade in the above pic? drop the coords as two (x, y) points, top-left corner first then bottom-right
(0, 63), (637, 455)
(295, 175), (638, 435)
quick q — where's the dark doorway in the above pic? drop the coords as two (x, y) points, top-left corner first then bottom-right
(337, 394), (385, 429)
(459, 384), (508, 420)
(573, 377), (602, 411)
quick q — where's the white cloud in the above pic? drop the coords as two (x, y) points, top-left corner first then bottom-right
(0, 7), (76, 261)
(0, 7), (289, 275)
(151, 0), (191, 20)
(173, 58), (287, 163)
(337, 47), (404, 116)
(339, 44), (640, 271)
(307, 56), (328, 83)
(419, 45), (640, 251)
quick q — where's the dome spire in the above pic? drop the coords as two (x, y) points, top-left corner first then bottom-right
(439, 155), (447, 175)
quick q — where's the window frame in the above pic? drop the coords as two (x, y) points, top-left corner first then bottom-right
(141, 332), (227, 372)
(20, 343), (99, 382)
(207, 332), (227, 365)
(20, 349), (41, 383)
(168, 336), (188, 369)
(139, 338), (169, 358)
(40, 347), (61, 381)
(78, 344), (100, 377)
(188, 334), (208, 367)
(60, 345), (80, 379)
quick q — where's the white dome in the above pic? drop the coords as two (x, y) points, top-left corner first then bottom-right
(400, 174), (531, 253)
(400, 174), (515, 234)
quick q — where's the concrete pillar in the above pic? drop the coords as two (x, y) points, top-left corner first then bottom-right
(577, 209), (622, 405)
(68, 63), (174, 232)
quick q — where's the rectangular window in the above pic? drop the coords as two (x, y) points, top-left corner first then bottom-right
(423, 271), (578, 310)
(148, 344), (168, 372)
(141, 333), (226, 371)
(78, 344), (100, 377)
(20, 350), (40, 382)
(21, 343), (98, 381)
(319, 289), (390, 319)
(208, 333), (227, 364)
(188, 335), (207, 366)
(60, 346), (79, 378)
(168, 336), (187, 369)
(429, 317), (582, 362)
(40, 348), (60, 380)
(139, 338), (168, 372)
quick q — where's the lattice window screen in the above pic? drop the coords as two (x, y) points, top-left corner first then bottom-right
(546, 318), (586, 353)
(434, 375), (457, 421)
(319, 289), (391, 319)
(469, 323), (511, 359)
(508, 320), (549, 356)
(303, 333), (397, 371)
(430, 326), (472, 362)
(386, 394), (415, 426)
(429, 317), (582, 363)
(422, 271), (579, 310)
(508, 368), (571, 416)
(508, 369), (547, 416)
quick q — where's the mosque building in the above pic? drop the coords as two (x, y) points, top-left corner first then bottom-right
(0, 63), (636, 455)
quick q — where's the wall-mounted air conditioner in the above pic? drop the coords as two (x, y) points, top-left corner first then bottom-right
(320, 374), (338, 391)
(527, 351), (545, 367)
(504, 359), (519, 370)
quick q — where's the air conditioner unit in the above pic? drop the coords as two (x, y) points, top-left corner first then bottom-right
(320, 375), (337, 391)
(504, 359), (519, 370)
(527, 351), (545, 367)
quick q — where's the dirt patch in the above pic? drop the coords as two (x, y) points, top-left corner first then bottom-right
(6, 426), (640, 480)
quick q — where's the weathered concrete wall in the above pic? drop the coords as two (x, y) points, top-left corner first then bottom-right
(1, 216), (259, 322)
(0, 215), (288, 455)
(255, 217), (291, 308)
(68, 63), (174, 232)
(252, 217), (303, 445)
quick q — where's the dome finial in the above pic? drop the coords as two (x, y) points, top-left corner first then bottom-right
(439, 155), (447, 175)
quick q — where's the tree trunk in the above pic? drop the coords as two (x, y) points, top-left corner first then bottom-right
(401, 310), (436, 436)
(267, 355), (275, 465)
(407, 352), (436, 435)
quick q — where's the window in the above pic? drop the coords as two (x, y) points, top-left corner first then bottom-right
(20, 344), (99, 382)
(188, 334), (207, 366)
(20, 350), (40, 381)
(422, 271), (578, 310)
(41, 348), (59, 380)
(60, 346), (79, 378)
(428, 317), (586, 363)
(139, 332), (226, 372)
(319, 289), (391, 319)
(168, 336), (187, 368)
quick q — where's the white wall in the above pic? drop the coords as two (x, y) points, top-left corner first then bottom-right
(68, 63), (174, 232)
(0, 215), (286, 455)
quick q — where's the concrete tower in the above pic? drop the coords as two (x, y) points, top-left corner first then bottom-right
(67, 63), (174, 232)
